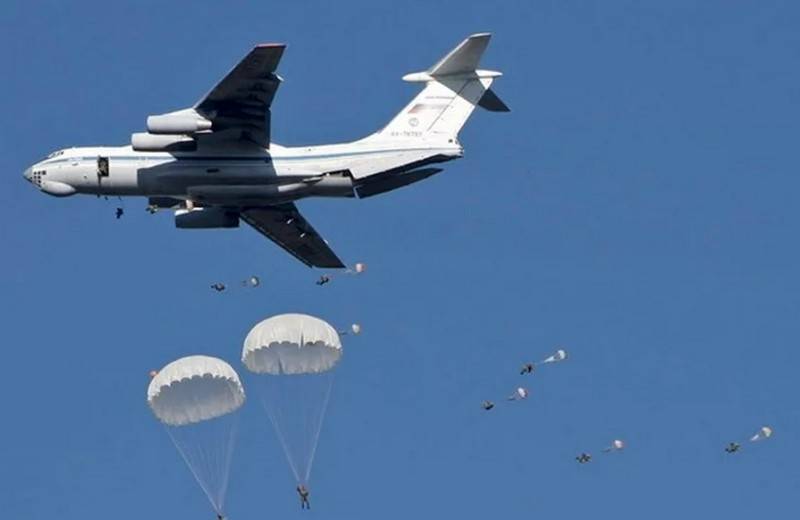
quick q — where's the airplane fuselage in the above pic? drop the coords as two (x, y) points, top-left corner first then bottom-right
(23, 139), (462, 207)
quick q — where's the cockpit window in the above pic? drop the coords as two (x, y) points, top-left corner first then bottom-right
(40, 150), (66, 162)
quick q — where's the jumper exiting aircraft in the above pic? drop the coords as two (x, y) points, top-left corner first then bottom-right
(24, 33), (508, 268)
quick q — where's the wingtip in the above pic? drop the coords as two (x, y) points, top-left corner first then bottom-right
(255, 43), (287, 49)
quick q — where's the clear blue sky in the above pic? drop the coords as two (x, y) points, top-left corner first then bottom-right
(2, 1), (798, 518)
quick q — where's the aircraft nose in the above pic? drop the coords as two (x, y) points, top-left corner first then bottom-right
(23, 167), (32, 183)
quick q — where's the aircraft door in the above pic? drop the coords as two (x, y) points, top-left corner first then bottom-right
(96, 156), (110, 191)
(97, 156), (109, 178)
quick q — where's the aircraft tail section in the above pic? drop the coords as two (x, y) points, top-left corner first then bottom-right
(368, 33), (508, 144)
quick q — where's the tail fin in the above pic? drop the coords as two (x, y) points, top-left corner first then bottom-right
(369, 33), (509, 143)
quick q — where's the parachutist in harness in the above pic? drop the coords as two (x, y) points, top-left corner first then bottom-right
(316, 275), (331, 286)
(725, 442), (741, 454)
(520, 363), (534, 375)
(115, 207), (124, 219)
(576, 453), (592, 464)
(244, 315), (340, 496)
(216, 514), (224, 520)
(297, 485), (310, 510)
(211, 283), (226, 292)
(481, 400), (495, 411)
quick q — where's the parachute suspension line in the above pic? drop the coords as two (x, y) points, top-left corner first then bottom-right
(165, 387), (240, 515)
(257, 372), (335, 485)
(189, 388), (223, 511)
(260, 392), (302, 483)
(303, 372), (335, 484)
(177, 391), (217, 511)
(242, 314), (344, 487)
(272, 334), (302, 482)
(167, 426), (222, 515)
(216, 380), (242, 509)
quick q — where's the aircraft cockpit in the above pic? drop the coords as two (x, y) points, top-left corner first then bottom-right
(42, 149), (66, 162)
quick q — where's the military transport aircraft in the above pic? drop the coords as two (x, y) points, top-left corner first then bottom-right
(23, 33), (508, 268)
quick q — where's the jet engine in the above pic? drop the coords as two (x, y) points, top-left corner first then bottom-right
(131, 132), (197, 152)
(147, 109), (212, 134)
(175, 207), (239, 229)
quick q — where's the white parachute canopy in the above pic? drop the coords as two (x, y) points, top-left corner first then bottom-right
(243, 275), (261, 288)
(508, 387), (529, 400)
(750, 426), (773, 442)
(148, 355), (245, 426)
(147, 355), (245, 516)
(604, 439), (625, 452)
(541, 348), (568, 364)
(243, 314), (342, 375)
(242, 313), (343, 485)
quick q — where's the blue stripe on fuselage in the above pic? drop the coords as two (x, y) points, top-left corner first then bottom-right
(42, 147), (453, 166)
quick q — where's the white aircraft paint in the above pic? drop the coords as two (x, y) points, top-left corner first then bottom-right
(24, 33), (508, 267)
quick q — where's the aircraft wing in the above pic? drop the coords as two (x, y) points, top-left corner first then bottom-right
(240, 204), (345, 268)
(194, 44), (286, 147)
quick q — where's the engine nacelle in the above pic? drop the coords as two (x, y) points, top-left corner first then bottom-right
(175, 208), (239, 229)
(131, 132), (197, 152)
(147, 110), (212, 134)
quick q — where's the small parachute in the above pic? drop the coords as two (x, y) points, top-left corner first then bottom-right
(508, 387), (529, 400)
(316, 262), (366, 285)
(242, 314), (342, 485)
(242, 275), (261, 288)
(603, 439), (625, 452)
(147, 355), (245, 517)
(339, 323), (362, 336)
(540, 348), (567, 364)
(750, 426), (773, 442)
